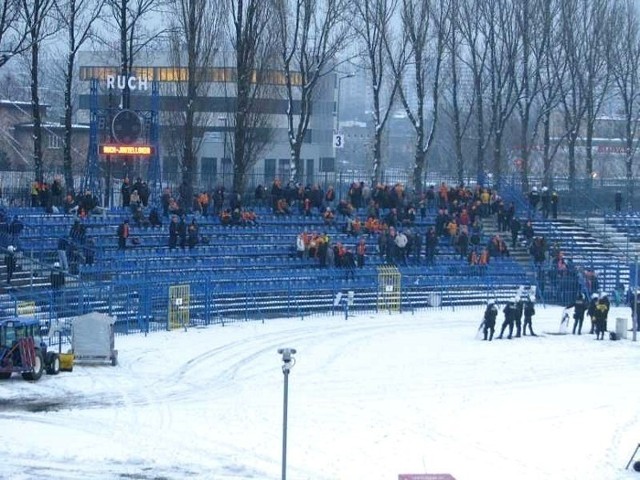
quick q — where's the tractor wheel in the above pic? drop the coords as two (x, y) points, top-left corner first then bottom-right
(22, 349), (44, 381)
(46, 352), (60, 375)
(0, 372), (11, 379)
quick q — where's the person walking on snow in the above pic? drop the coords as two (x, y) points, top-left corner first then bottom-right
(497, 298), (517, 339)
(522, 295), (536, 336)
(481, 300), (498, 341)
(594, 297), (609, 340)
(513, 295), (524, 337)
(587, 293), (598, 334)
(567, 292), (588, 335)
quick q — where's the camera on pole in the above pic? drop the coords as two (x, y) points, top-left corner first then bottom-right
(278, 347), (297, 480)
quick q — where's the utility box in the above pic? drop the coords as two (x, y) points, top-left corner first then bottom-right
(616, 317), (628, 340)
(72, 312), (118, 366)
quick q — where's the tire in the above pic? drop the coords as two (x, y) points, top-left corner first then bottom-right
(46, 352), (60, 375)
(22, 349), (44, 381)
(0, 372), (11, 379)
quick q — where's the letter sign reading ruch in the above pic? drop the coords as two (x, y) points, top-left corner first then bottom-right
(99, 144), (154, 156)
(106, 75), (149, 91)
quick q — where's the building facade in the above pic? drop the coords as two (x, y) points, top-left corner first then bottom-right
(77, 51), (337, 191)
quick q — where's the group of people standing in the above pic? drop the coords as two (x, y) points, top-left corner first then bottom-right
(480, 291), (537, 341)
(480, 289), (615, 343)
(565, 292), (610, 340)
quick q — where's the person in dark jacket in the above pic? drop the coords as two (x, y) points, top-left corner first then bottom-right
(51, 262), (65, 315)
(57, 237), (69, 271)
(342, 248), (356, 280)
(178, 216), (187, 249)
(117, 219), (129, 250)
(149, 208), (162, 227)
(594, 297), (609, 340)
(187, 219), (199, 249)
(121, 178), (131, 207)
(510, 217), (521, 249)
(51, 262), (65, 289)
(497, 298), (517, 339)
(482, 300), (498, 341)
(587, 292), (599, 334)
(631, 290), (640, 332)
(4, 245), (16, 284)
(567, 292), (588, 335)
(169, 215), (179, 249)
(513, 295), (524, 337)
(522, 295), (536, 336)
(600, 292), (610, 333)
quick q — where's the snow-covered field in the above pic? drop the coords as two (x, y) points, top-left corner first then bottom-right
(1, 305), (639, 480)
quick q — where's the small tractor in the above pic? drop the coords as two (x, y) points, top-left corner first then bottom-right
(0, 317), (60, 381)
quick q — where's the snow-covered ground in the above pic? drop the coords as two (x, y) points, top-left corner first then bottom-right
(1, 305), (640, 480)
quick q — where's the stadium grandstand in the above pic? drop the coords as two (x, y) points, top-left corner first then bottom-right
(0, 173), (636, 346)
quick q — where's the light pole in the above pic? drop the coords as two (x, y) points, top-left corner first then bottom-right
(335, 73), (355, 170)
(218, 116), (227, 186)
(278, 347), (297, 480)
(336, 73), (355, 133)
(634, 257), (638, 342)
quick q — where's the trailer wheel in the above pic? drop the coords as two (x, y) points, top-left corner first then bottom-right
(46, 352), (60, 375)
(22, 349), (44, 381)
(0, 372), (11, 379)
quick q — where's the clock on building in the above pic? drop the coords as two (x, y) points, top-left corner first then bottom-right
(112, 109), (143, 143)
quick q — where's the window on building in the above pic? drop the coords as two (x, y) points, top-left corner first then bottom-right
(319, 157), (335, 173)
(200, 157), (218, 178)
(264, 158), (276, 182)
(306, 158), (314, 184)
(163, 156), (179, 179)
(278, 159), (290, 180)
(48, 134), (62, 150)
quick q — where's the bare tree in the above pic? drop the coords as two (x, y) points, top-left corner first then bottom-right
(481, 0), (520, 186)
(352, 0), (400, 186)
(443, 0), (473, 185)
(56, 0), (105, 191)
(513, 0), (547, 191)
(227, 0), (276, 195)
(458, 0), (490, 184)
(0, 0), (28, 68)
(580, 0), (612, 179)
(535, 0), (566, 186)
(20, 0), (58, 183)
(610, 0), (640, 185)
(105, 0), (167, 108)
(390, 0), (450, 192)
(273, 0), (351, 184)
(555, 0), (587, 186)
(168, 0), (220, 204)
(101, 0), (166, 203)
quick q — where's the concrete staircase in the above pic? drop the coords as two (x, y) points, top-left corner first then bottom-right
(580, 216), (640, 259)
(534, 217), (630, 292)
(479, 215), (537, 284)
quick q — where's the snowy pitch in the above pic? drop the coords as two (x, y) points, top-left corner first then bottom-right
(1, 305), (639, 480)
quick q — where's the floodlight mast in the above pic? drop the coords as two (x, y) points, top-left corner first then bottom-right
(278, 348), (297, 480)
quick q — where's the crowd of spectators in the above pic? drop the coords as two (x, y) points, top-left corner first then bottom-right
(283, 180), (532, 272)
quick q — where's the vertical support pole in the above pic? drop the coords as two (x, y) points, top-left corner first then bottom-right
(84, 79), (102, 200)
(149, 80), (162, 203)
(634, 257), (638, 342)
(281, 367), (289, 480)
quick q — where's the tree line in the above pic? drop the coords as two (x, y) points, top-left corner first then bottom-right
(0, 0), (639, 199)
